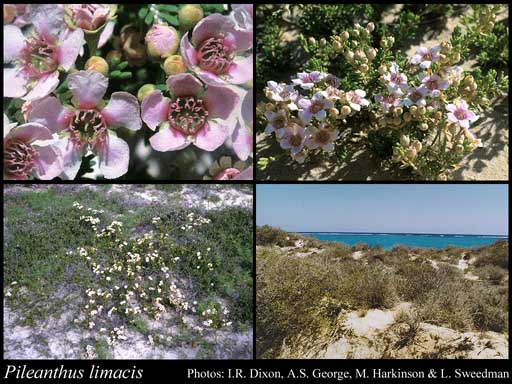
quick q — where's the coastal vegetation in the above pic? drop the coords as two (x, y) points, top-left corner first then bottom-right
(256, 226), (508, 359)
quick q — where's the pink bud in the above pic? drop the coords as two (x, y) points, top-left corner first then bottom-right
(145, 24), (180, 59)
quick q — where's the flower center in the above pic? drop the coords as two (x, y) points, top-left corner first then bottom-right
(273, 116), (286, 129)
(168, 97), (209, 136)
(289, 134), (303, 147)
(310, 101), (324, 114)
(4, 138), (37, 178)
(409, 90), (422, 102)
(197, 37), (234, 75)
(68, 109), (107, 147)
(426, 79), (438, 90)
(316, 129), (331, 144)
(21, 37), (58, 78)
(454, 109), (468, 121)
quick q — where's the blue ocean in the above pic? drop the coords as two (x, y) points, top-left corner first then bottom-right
(297, 232), (508, 250)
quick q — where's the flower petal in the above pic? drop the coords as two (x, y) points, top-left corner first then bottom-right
(196, 70), (227, 87)
(8, 122), (53, 143)
(56, 138), (84, 180)
(233, 166), (253, 180)
(3, 67), (28, 98)
(192, 13), (231, 47)
(27, 96), (72, 133)
(194, 121), (228, 151)
(232, 121), (253, 161)
(23, 72), (60, 101)
(180, 33), (198, 69)
(225, 55), (253, 84)
(241, 90), (253, 128)
(166, 73), (203, 97)
(28, 4), (64, 41)
(141, 91), (170, 131)
(68, 70), (108, 108)
(98, 20), (116, 48)
(33, 144), (62, 180)
(149, 126), (189, 152)
(3, 25), (26, 63)
(101, 92), (142, 131)
(96, 133), (130, 179)
(203, 85), (239, 120)
(57, 28), (84, 71)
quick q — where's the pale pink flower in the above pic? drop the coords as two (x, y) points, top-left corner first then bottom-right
(383, 62), (409, 96)
(145, 24), (179, 59)
(420, 73), (449, 97)
(279, 122), (307, 154)
(411, 44), (441, 68)
(402, 86), (428, 107)
(141, 73), (238, 153)
(345, 90), (370, 111)
(231, 88), (253, 161)
(264, 109), (288, 136)
(298, 91), (333, 123)
(306, 124), (338, 152)
(65, 4), (116, 48)
(374, 93), (401, 113)
(4, 114), (61, 180)
(265, 81), (298, 110)
(292, 71), (325, 90)
(443, 65), (464, 85)
(180, 13), (252, 86)
(446, 99), (479, 129)
(27, 70), (141, 179)
(4, 5), (84, 100)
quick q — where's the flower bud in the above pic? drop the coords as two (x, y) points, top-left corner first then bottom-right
(406, 147), (417, 160)
(367, 48), (377, 60)
(400, 135), (410, 147)
(426, 106), (434, 114)
(361, 28), (370, 38)
(345, 50), (354, 61)
(378, 64), (387, 74)
(137, 84), (156, 103)
(410, 105), (418, 115)
(393, 116), (401, 125)
(440, 41), (452, 54)
(452, 52), (461, 63)
(366, 22), (375, 32)
(388, 36), (395, 45)
(319, 38), (327, 47)
(455, 144), (464, 153)
(419, 123), (429, 131)
(480, 97), (489, 105)
(178, 4), (204, 31)
(145, 24), (180, 59)
(355, 49), (366, 60)
(308, 37), (316, 45)
(85, 56), (109, 76)
(354, 23), (361, 29)
(438, 173), (447, 181)
(329, 107), (339, 117)
(340, 31), (349, 41)
(448, 123), (459, 135)
(434, 111), (442, 120)
(359, 64), (369, 73)
(163, 55), (186, 75)
(380, 39), (388, 49)
(470, 82), (477, 91)
(414, 140), (422, 152)
(463, 75), (474, 86)
(418, 106), (426, 115)
(341, 105), (351, 115)
(393, 107), (403, 116)
(352, 29), (360, 38)
(403, 112), (412, 122)
(333, 41), (343, 53)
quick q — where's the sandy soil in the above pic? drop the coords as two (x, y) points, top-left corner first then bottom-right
(257, 5), (508, 180)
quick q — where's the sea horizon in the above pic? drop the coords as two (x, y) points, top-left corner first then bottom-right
(291, 231), (508, 250)
(295, 231), (508, 238)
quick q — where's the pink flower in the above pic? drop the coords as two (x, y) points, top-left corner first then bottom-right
(4, 114), (62, 180)
(265, 81), (298, 110)
(345, 90), (370, 111)
(383, 62), (409, 96)
(230, 4), (253, 47)
(205, 155), (252, 180)
(446, 99), (479, 129)
(27, 70), (141, 179)
(306, 123), (338, 152)
(374, 93), (401, 113)
(411, 44), (441, 69)
(402, 86), (428, 107)
(65, 4), (117, 48)
(180, 13), (252, 86)
(279, 122), (307, 155)
(420, 73), (449, 97)
(141, 73), (238, 153)
(292, 71), (325, 90)
(4, 5), (84, 100)
(298, 91), (333, 123)
(264, 109), (288, 136)
(442, 65), (464, 85)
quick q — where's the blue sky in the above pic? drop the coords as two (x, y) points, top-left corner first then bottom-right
(256, 184), (508, 235)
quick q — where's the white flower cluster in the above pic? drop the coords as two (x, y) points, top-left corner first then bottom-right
(180, 212), (211, 230)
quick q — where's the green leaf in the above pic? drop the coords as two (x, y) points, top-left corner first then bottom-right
(144, 12), (154, 25)
(160, 12), (179, 26)
(119, 72), (132, 79)
(156, 4), (179, 12)
(138, 7), (148, 19)
(117, 61), (129, 71)
(110, 70), (122, 78)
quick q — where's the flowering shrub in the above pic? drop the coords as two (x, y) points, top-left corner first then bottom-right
(257, 4), (508, 180)
(4, 4), (253, 180)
